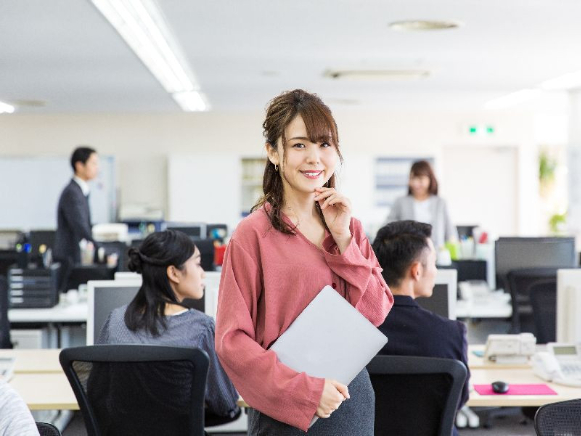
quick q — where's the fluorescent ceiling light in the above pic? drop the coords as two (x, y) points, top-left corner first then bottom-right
(0, 101), (15, 114)
(541, 70), (581, 91)
(484, 88), (542, 110)
(92, 0), (208, 111)
(172, 91), (209, 112)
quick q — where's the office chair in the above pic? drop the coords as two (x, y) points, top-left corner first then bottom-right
(0, 276), (12, 349)
(529, 279), (557, 344)
(534, 399), (581, 435)
(367, 355), (467, 436)
(506, 267), (558, 335)
(193, 239), (216, 272)
(60, 345), (209, 436)
(36, 422), (62, 436)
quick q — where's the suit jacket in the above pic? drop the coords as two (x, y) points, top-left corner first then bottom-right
(386, 195), (458, 250)
(53, 179), (94, 264)
(378, 295), (470, 408)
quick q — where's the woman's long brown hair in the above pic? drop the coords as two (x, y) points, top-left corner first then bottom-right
(251, 89), (343, 234)
(408, 160), (439, 196)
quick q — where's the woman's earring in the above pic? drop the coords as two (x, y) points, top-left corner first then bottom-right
(274, 164), (278, 171)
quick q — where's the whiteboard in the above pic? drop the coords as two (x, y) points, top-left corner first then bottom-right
(168, 154), (241, 231)
(0, 156), (116, 230)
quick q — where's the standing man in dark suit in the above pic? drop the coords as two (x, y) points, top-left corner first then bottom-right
(54, 146), (99, 291)
(372, 220), (470, 434)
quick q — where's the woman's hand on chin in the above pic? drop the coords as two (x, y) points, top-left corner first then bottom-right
(314, 187), (352, 253)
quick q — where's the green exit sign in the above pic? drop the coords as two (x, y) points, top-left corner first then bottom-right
(468, 125), (495, 135)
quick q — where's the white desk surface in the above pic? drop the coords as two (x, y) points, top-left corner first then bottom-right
(9, 373), (78, 410)
(8, 302), (88, 323)
(456, 291), (512, 319)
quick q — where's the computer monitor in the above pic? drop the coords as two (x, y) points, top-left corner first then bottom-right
(203, 271), (221, 319)
(557, 269), (581, 343)
(166, 223), (206, 240)
(495, 237), (576, 290)
(193, 239), (215, 272)
(87, 280), (141, 345)
(114, 271), (141, 281)
(415, 269), (457, 320)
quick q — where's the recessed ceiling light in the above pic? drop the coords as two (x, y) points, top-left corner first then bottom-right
(389, 20), (463, 31)
(324, 69), (430, 81)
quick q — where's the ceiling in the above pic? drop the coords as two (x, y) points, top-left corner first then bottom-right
(1, 0), (581, 113)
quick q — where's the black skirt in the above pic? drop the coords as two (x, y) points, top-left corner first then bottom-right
(248, 368), (374, 435)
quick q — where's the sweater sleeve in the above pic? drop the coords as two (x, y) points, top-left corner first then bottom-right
(386, 197), (402, 223)
(322, 219), (394, 326)
(201, 319), (241, 417)
(215, 238), (324, 431)
(441, 198), (459, 243)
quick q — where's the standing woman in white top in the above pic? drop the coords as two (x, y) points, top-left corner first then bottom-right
(386, 160), (458, 250)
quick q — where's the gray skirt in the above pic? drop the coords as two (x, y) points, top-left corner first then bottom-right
(248, 368), (374, 436)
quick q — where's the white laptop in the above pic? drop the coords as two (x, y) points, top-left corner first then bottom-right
(270, 285), (387, 386)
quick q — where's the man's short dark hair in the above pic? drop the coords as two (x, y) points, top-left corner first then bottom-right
(71, 146), (96, 172)
(372, 220), (433, 288)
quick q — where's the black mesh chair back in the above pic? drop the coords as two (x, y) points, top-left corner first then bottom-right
(506, 267), (559, 334)
(534, 399), (581, 435)
(0, 276), (12, 349)
(36, 422), (62, 436)
(529, 279), (557, 344)
(60, 345), (209, 436)
(367, 355), (467, 436)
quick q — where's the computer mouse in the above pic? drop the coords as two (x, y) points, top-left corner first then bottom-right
(491, 380), (509, 394)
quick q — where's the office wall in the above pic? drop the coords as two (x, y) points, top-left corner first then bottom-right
(0, 109), (543, 234)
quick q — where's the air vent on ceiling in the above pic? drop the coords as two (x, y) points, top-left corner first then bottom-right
(324, 69), (430, 81)
(11, 99), (47, 108)
(389, 20), (463, 31)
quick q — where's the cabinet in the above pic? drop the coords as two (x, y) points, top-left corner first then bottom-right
(241, 158), (266, 216)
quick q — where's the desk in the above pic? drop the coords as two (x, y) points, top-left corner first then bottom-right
(456, 291), (512, 319)
(8, 302), (88, 324)
(467, 368), (581, 407)
(0, 349), (62, 373)
(9, 373), (78, 410)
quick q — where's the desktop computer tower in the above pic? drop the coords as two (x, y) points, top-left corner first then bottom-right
(8, 263), (60, 308)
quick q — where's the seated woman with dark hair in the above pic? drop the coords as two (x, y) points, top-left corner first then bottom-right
(98, 230), (240, 422)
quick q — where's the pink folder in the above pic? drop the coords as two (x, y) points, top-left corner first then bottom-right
(474, 384), (558, 395)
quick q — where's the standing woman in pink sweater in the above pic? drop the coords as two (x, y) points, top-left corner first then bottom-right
(215, 89), (393, 435)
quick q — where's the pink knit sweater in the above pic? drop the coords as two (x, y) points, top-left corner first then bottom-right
(215, 207), (393, 431)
